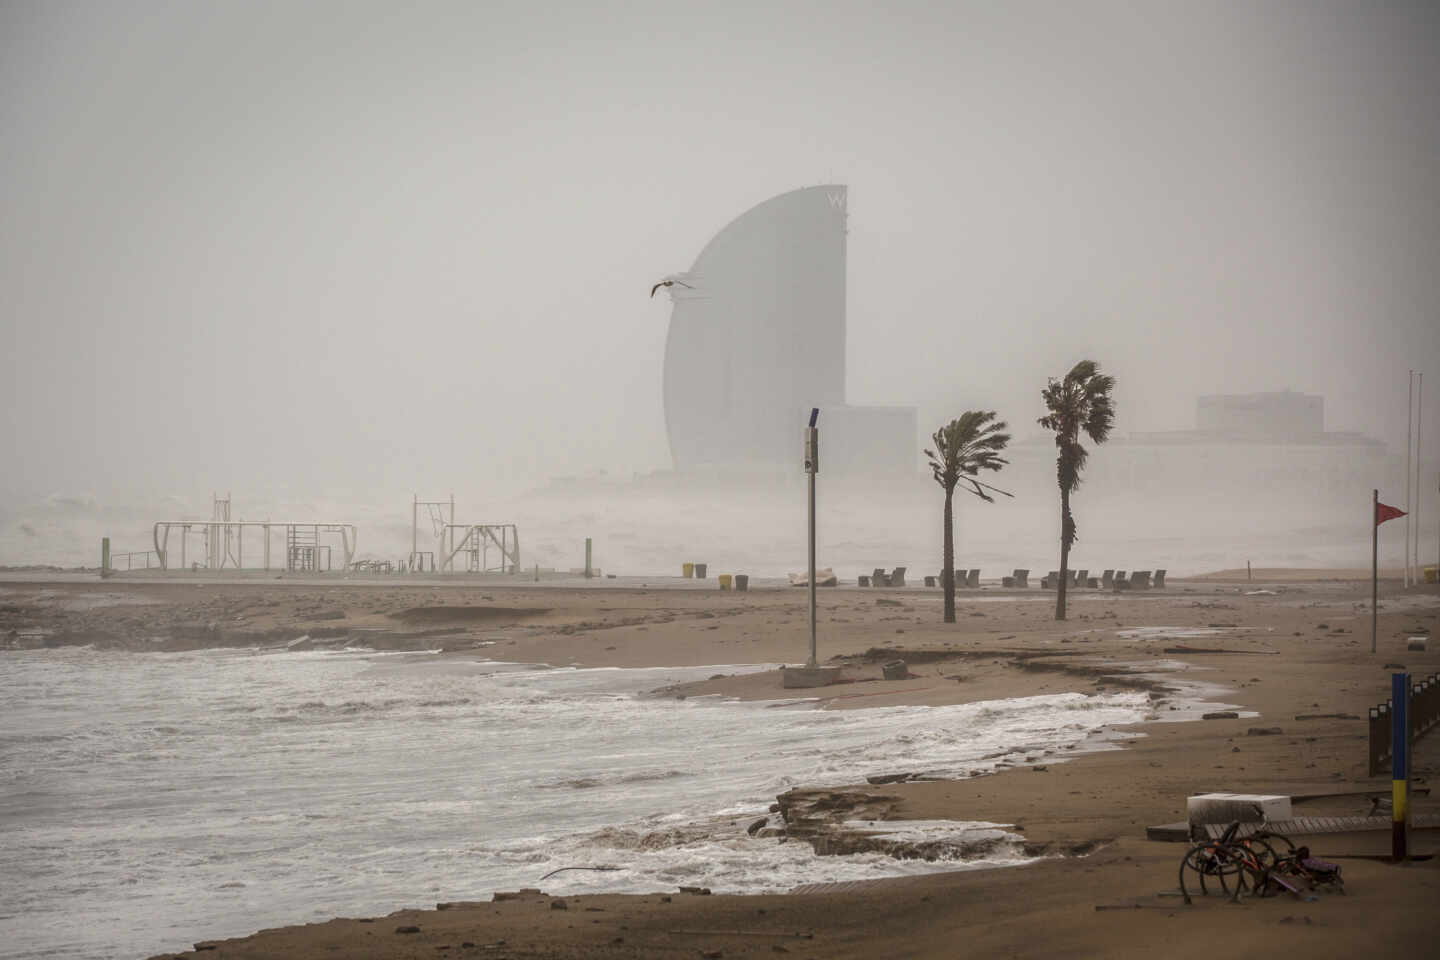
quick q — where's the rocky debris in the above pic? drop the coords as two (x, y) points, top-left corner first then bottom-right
(772, 787), (1100, 862)
(1202, 711), (1239, 720)
(678, 886), (712, 895)
(549, 899), (568, 910)
(1247, 727), (1283, 736)
(866, 773), (914, 785)
(747, 817), (768, 836)
(882, 659), (909, 680)
(395, 925), (421, 933)
(492, 888), (545, 902)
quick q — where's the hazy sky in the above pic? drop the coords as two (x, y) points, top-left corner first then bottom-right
(3, 0), (1438, 503)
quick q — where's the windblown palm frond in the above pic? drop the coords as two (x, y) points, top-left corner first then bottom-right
(925, 410), (1010, 502)
(927, 410), (1011, 625)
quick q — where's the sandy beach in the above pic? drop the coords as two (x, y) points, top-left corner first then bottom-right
(3, 571), (1438, 958)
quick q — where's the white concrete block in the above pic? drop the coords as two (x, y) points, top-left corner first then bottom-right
(1186, 793), (1292, 826)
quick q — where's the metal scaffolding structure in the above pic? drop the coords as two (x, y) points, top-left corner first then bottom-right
(443, 523), (521, 574)
(152, 517), (357, 572)
(411, 494), (454, 572)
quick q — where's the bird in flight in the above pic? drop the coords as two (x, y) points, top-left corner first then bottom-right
(650, 277), (694, 298)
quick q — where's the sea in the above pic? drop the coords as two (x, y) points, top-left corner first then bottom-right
(0, 647), (1155, 960)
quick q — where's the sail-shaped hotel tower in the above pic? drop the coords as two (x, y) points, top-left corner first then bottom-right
(661, 185), (915, 475)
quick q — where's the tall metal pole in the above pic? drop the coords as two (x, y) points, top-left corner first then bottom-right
(1406, 372), (1413, 586)
(805, 408), (819, 668)
(808, 467), (817, 666)
(1373, 489), (1379, 655)
(1414, 373), (1422, 582)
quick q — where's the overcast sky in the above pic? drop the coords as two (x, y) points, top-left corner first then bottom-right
(3, 0), (1437, 503)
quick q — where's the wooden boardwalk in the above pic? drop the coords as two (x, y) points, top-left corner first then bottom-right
(1201, 814), (1440, 840)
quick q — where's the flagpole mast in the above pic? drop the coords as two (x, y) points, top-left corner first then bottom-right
(1405, 371), (1413, 587)
(1373, 488), (1379, 655)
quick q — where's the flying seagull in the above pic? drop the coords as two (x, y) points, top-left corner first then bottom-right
(650, 277), (694, 298)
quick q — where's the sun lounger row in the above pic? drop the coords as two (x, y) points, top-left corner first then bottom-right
(1041, 569), (1166, 589)
(875, 568), (1167, 589)
(860, 566), (907, 587)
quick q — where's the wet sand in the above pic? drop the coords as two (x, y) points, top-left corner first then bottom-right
(3, 571), (1438, 958)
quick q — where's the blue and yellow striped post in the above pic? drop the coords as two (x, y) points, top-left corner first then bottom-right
(1392, 672), (1410, 861)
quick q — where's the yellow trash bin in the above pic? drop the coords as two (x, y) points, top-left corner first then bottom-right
(682, 562), (694, 578)
(718, 574), (733, 590)
(1425, 565), (1437, 584)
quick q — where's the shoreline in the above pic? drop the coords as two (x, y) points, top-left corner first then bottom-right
(2, 574), (1437, 958)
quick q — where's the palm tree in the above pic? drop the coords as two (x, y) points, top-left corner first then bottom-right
(925, 411), (1011, 623)
(1037, 360), (1116, 621)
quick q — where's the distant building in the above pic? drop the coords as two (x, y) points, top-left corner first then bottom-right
(660, 185), (915, 474)
(1195, 391), (1324, 440)
(1011, 389), (1386, 503)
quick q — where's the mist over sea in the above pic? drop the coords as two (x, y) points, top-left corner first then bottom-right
(0, 648), (1150, 960)
(0, 476), (1421, 579)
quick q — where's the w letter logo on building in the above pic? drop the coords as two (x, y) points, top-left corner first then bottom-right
(826, 192), (846, 210)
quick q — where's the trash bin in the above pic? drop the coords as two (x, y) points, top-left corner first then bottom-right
(734, 574), (749, 591)
(718, 574), (732, 590)
(694, 563), (707, 578)
(682, 562), (694, 578)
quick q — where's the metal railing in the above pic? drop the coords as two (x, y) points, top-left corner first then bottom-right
(109, 550), (159, 571)
(1369, 673), (1440, 776)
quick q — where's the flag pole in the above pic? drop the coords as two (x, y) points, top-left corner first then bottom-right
(1405, 371), (1413, 587)
(1373, 488), (1379, 655)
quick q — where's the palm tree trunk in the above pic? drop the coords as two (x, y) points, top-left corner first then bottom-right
(1056, 485), (1071, 621)
(942, 487), (956, 623)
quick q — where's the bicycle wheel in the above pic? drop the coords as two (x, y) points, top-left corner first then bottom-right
(1180, 843), (1243, 903)
(1255, 830), (1296, 857)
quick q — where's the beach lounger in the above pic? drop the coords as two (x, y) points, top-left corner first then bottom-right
(1154, 569), (1166, 589)
(1076, 569), (1088, 588)
(924, 575), (936, 587)
(890, 567), (906, 588)
(1041, 570), (1059, 589)
(1114, 570), (1129, 590)
(872, 567), (889, 587)
(1131, 570), (1152, 590)
(1014, 569), (1029, 588)
(858, 575), (870, 587)
(1001, 576), (1015, 588)
(1101, 569), (1114, 589)
(967, 569), (980, 588)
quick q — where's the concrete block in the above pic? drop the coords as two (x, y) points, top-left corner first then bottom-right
(782, 666), (843, 689)
(1186, 793), (1292, 826)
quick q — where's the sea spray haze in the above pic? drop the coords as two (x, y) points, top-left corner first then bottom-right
(1, 3), (1437, 559)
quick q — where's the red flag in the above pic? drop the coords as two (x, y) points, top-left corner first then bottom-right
(1376, 502), (1407, 525)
